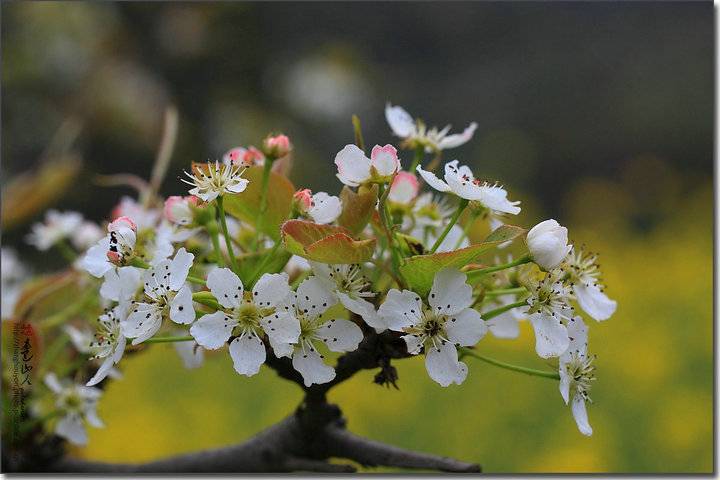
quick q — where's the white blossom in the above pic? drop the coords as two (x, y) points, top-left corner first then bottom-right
(121, 248), (195, 345)
(418, 160), (521, 215)
(1, 248), (29, 319)
(70, 221), (105, 251)
(189, 268), (298, 376)
(182, 161), (249, 202)
(525, 273), (573, 358)
(485, 294), (525, 339)
(378, 268), (487, 387)
(309, 262), (385, 332)
(559, 316), (595, 436)
(294, 189), (342, 224)
(26, 210), (83, 251)
(388, 171), (420, 206)
(85, 304), (129, 386)
(385, 103), (477, 152)
(43, 373), (104, 445)
(79, 216), (137, 278)
(564, 247), (617, 321)
(112, 196), (159, 231)
(335, 144), (400, 187)
(282, 277), (363, 386)
(527, 219), (572, 271)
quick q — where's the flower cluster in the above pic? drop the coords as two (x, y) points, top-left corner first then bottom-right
(15, 103), (616, 446)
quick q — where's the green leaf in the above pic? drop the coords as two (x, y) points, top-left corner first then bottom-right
(222, 166), (295, 241)
(236, 247), (292, 285)
(399, 224), (526, 297)
(281, 220), (376, 264)
(337, 184), (378, 235)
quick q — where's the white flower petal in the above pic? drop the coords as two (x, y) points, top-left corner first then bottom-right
(486, 311), (520, 339)
(253, 272), (291, 309)
(309, 192), (342, 225)
(337, 293), (386, 332)
(402, 334), (423, 355)
(559, 366), (571, 404)
(476, 185), (521, 215)
(563, 316), (589, 360)
(168, 248), (194, 290)
(335, 144), (371, 186)
(378, 289), (423, 331)
(190, 311), (234, 349)
(56, 414), (87, 446)
(437, 122), (477, 150)
(229, 334), (266, 377)
(416, 166), (451, 193)
(575, 284), (617, 322)
(123, 304), (163, 345)
(85, 408), (104, 428)
(207, 267), (243, 309)
(86, 356), (115, 387)
(269, 336), (294, 358)
(529, 313), (570, 359)
(292, 348), (335, 387)
(429, 268), (472, 315)
(170, 285), (194, 324)
(316, 319), (363, 353)
(174, 341), (204, 369)
(44, 373), (63, 394)
(227, 178), (250, 194)
(261, 311), (300, 344)
(370, 144), (400, 177)
(571, 394), (593, 436)
(445, 308), (487, 347)
(424, 341), (467, 387)
(385, 103), (415, 138)
(296, 276), (336, 317)
(100, 267), (141, 302)
(79, 237), (112, 278)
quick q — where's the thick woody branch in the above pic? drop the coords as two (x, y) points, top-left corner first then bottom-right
(36, 402), (479, 474)
(323, 425), (481, 473)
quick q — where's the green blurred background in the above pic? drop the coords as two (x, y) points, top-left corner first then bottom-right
(1, 1), (713, 473)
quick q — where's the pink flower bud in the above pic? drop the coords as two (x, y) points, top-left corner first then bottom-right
(164, 196), (198, 225)
(293, 189), (313, 213)
(263, 134), (291, 159)
(223, 146), (265, 167)
(370, 144), (400, 178)
(108, 216), (137, 234)
(388, 171), (420, 205)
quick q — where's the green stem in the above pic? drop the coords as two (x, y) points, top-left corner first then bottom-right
(249, 241), (281, 287)
(377, 182), (405, 288)
(352, 114), (365, 151)
(255, 159), (273, 246)
(466, 254), (532, 280)
(409, 144), (424, 172)
(430, 199), (469, 253)
(482, 300), (527, 320)
(454, 210), (479, 249)
(216, 196), (239, 272)
(484, 287), (528, 297)
(460, 348), (560, 380)
(143, 335), (194, 344)
(207, 221), (226, 267)
(186, 275), (206, 286)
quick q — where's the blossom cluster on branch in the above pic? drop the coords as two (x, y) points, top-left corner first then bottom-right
(3, 104), (616, 459)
